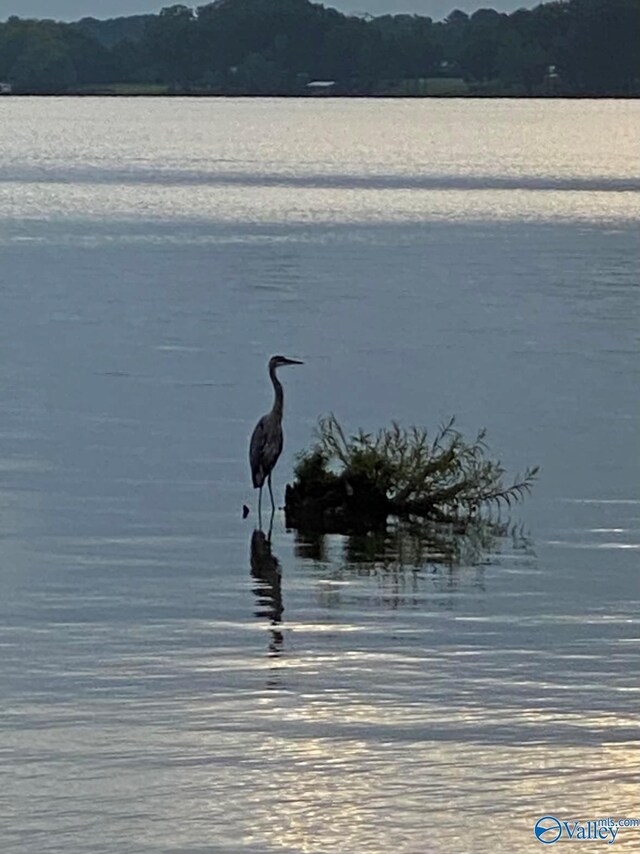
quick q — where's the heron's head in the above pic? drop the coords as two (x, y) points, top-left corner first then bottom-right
(269, 355), (304, 371)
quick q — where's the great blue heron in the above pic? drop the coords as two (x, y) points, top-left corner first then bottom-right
(249, 355), (303, 517)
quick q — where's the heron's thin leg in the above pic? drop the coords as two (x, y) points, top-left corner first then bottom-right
(267, 507), (275, 542)
(268, 474), (275, 512)
(258, 486), (263, 528)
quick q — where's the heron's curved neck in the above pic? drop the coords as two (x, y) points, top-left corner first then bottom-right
(269, 363), (284, 416)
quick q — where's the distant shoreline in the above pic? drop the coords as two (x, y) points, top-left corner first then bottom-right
(2, 92), (638, 100)
(2, 1), (638, 104)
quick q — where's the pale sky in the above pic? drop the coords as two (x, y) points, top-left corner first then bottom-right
(0, 0), (537, 23)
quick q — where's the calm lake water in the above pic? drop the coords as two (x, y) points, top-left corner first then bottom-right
(0, 98), (638, 853)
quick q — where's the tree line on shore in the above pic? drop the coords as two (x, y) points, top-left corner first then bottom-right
(0, 0), (638, 96)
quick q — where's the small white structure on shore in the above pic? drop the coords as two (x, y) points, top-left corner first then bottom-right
(0, 82), (12, 95)
(306, 80), (335, 94)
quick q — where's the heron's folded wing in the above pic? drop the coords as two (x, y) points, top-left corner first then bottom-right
(249, 415), (268, 487)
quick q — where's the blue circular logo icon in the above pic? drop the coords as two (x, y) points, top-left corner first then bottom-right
(535, 816), (562, 844)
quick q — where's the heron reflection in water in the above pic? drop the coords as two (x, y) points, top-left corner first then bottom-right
(249, 355), (303, 523)
(250, 524), (284, 654)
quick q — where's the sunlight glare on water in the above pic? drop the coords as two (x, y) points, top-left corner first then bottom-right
(1, 98), (639, 226)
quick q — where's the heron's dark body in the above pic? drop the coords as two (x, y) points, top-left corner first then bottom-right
(250, 412), (283, 489)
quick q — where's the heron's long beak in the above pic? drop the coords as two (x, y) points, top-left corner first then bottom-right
(283, 358), (304, 365)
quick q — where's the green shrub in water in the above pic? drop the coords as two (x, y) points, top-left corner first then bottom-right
(292, 413), (538, 523)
